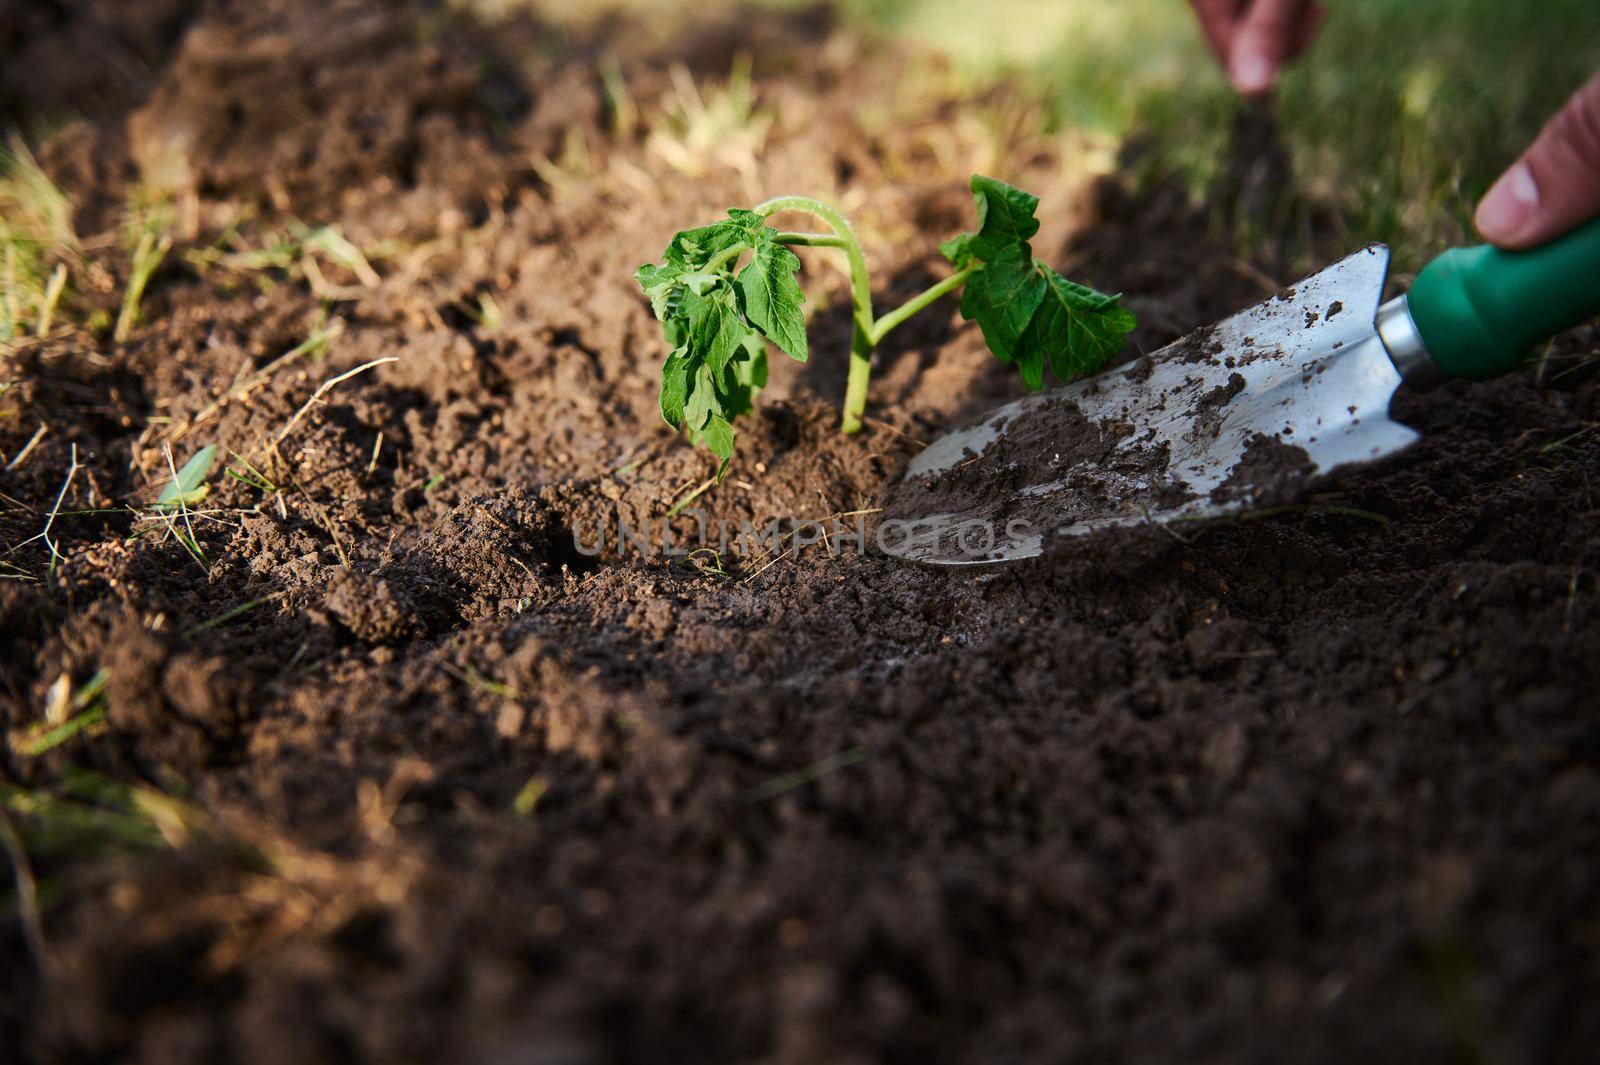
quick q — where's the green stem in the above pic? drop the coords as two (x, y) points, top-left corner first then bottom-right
(775, 231), (850, 249)
(840, 326), (874, 435)
(702, 233), (848, 279)
(702, 242), (752, 275)
(758, 197), (971, 434)
(870, 264), (976, 346)
(757, 196), (873, 333)
(757, 196), (876, 433)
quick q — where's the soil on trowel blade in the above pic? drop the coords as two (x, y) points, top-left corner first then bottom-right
(884, 395), (1192, 559)
(1210, 432), (1317, 505)
(3, 4), (1600, 1065)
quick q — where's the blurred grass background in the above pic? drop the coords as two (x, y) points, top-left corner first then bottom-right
(812, 0), (1600, 272)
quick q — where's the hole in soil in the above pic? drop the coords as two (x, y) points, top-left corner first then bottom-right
(551, 529), (602, 575)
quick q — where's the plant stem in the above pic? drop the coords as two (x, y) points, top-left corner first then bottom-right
(757, 196), (877, 433)
(870, 264), (977, 346)
(757, 196), (967, 434)
(703, 243), (751, 274)
(840, 325), (875, 434)
(705, 233), (849, 276)
(774, 231), (849, 249)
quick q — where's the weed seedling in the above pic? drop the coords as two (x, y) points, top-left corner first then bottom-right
(113, 229), (173, 343)
(225, 451), (281, 496)
(636, 174), (1136, 473)
(148, 443), (217, 565)
(155, 444), (218, 511)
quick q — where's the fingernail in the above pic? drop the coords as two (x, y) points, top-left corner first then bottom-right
(1231, 52), (1274, 94)
(1476, 162), (1539, 241)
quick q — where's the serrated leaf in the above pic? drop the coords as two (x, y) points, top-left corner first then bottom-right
(969, 175), (1040, 257)
(634, 261), (674, 290)
(678, 286), (745, 377)
(635, 261), (680, 319)
(958, 247), (1046, 360)
(683, 362), (720, 431)
(666, 221), (748, 269)
(1016, 267), (1137, 385)
(689, 292), (749, 378)
(659, 349), (690, 427)
(694, 412), (735, 481)
(726, 208), (766, 231)
(940, 232), (978, 268)
(155, 445), (217, 510)
(737, 241), (807, 362)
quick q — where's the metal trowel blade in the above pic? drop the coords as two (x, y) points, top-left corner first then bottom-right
(885, 244), (1417, 565)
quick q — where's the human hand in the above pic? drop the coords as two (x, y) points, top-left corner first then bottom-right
(1475, 72), (1600, 250)
(1187, 0), (1325, 96)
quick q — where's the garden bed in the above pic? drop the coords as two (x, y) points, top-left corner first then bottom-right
(2, 2), (1598, 1062)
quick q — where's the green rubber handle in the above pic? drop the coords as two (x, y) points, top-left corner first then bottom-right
(1408, 216), (1600, 380)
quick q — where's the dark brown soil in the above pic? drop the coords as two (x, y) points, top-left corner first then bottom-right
(5, 3), (1600, 1064)
(1210, 433), (1315, 504)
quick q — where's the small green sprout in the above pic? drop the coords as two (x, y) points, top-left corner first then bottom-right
(113, 228), (172, 343)
(155, 444), (218, 510)
(225, 451), (280, 495)
(636, 175), (1136, 473)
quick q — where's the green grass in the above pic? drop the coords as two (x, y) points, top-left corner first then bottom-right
(14, 669), (109, 758)
(0, 135), (78, 340)
(823, 0), (1600, 272)
(0, 773), (176, 859)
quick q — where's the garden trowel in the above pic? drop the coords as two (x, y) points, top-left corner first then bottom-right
(887, 219), (1600, 564)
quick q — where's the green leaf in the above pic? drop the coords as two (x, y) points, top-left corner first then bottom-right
(665, 220), (748, 269)
(1017, 344), (1046, 392)
(663, 318), (687, 350)
(1016, 267), (1137, 385)
(737, 335), (768, 389)
(737, 240), (807, 362)
(635, 262), (680, 318)
(940, 232), (978, 268)
(677, 286), (740, 377)
(719, 339), (768, 421)
(694, 412), (735, 481)
(683, 362), (720, 431)
(155, 445), (217, 510)
(943, 175), (1136, 388)
(640, 210), (799, 471)
(958, 247), (1046, 361)
(969, 175), (1040, 258)
(698, 412), (734, 461)
(679, 271), (724, 296)
(659, 349), (690, 427)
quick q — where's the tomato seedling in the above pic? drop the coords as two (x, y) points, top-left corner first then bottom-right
(636, 174), (1137, 472)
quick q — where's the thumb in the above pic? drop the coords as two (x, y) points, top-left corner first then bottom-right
(1476, 72), (1600, 250)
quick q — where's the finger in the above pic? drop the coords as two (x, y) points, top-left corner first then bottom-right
(1189, 0), (1247, 65)
(1476, 72), (1600, 249)
(1228, 0), (1311, 95)
(1285, 0), (1325, 62)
